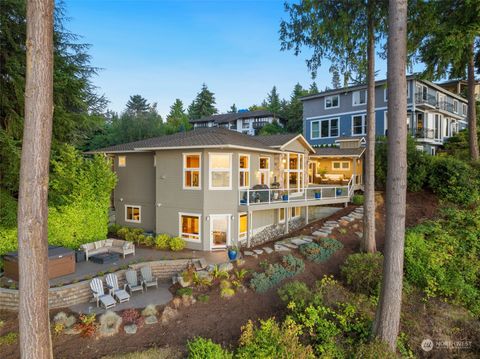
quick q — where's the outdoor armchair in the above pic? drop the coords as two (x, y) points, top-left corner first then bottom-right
(90, 278), (116, 309)
(105, 273), (130, 303)
(125, 269), (144, 295)
(140, 266), (158, 291)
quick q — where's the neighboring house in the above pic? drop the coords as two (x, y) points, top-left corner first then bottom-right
(302, 75), (469, 155)
(190, 110), (286, 136)
(437, 79), (480, 100)
(91, 128), (363, 251)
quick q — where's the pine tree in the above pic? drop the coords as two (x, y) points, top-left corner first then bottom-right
(188, 83), (217, 120)
(330, 66), (342, 89)
(229, 104), (238, 113)
(265, 86), (282, 114)
(166, 99), (190, 133)
(285, 83), (308, 133)
(309, 82), (319, 94)
(126, 95), (150, 115)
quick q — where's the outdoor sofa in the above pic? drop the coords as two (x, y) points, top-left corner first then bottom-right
(81, 239), (135, 261)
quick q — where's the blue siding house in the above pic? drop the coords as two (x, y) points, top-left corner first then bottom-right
(301, 76), (468, 155)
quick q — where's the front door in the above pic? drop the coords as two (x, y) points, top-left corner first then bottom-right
(210, 214), (230, 249)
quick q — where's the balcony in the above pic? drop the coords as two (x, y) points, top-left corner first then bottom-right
(415, 92), (437, 107)
(239, 177), (354, 210)
(414, 128), (435, 140)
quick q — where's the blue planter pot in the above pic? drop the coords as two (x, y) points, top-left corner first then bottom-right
(336, 189), (343, 196)
(315, 192), (321, 199)
(228, 250), (238, 261)
(282, 195), (289, 201)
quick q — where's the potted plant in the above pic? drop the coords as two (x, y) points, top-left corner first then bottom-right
(336, 188), (343, 196)
(314, 191), (322, 199)
(282, 191), (289, 201)
(228, 245), (239, 261)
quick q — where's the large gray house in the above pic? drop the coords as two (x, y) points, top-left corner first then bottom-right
(92, 128), (364, 251)
(190, 110), (286, 136)
(302, 75), (468, 155)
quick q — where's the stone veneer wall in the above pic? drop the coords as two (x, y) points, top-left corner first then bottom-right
(0, 259), (191, 311)
(247, 217), (305, 247)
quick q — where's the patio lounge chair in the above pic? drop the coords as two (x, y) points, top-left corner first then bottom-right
(140, 266), (158, 291)
(125, 269), (144, 295)
(90, 278), (116, 309)
(105, 273), (130, 303)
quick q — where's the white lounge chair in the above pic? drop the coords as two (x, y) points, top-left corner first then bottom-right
(90, 278), (116, 309)
(105, 273), (130, 303)
(125, 270), (144, 295)
(140, 266), (158, 291)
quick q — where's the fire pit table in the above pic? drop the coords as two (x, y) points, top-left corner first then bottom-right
(3, 246), (75, 281)
(90, 252), (120, 265)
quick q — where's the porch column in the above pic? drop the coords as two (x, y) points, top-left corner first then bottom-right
(352, 157), (357, 185)
(305, 205), (309, 225)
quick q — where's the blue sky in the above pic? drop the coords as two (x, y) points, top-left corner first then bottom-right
(65, 0), (395, 117)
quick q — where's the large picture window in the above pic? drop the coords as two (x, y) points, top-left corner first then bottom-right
(352, 114), (366, 135)
(311, 118), (339, 139)
(125, 205), (141, 223)
(179, 213), (200, 242)
(183, 153), (201, 189)
(209, 153), (232, 190)
(283, 153), (304, 194)
(239, 154), (250, 188)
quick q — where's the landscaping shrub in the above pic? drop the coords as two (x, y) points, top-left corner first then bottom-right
(351, 194), (364, 206)
(141, 304), (158, 317)
(117, 227), (129, 239)
(155, 233), (170, 249)
(99, 311), (122, 337)
(405, 214), (480, 315)
(0, 332), (18, 347)
(341, 253), (383, 296)
(299, 238), (343, 263)
(74, 313), (97, 338)
(355, 339), (397, 358)
(236, 318), (315, 359)
(176, 287), (193, 297)
(187, 337), (233, 359)
(169, 236), (186, 251)
(278, 281), (312, 308)
(250, 255), (305, 293)
(375, 136), (430, 192)
(428, 156), (480, 206)
(121, 309), (144, 328)
(107, 223), (121, 236)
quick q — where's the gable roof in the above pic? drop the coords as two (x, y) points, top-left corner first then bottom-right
(190, 110), (285, 124)
(256, 133), (316, 153)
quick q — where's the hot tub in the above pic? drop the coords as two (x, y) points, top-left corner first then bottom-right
(3, 246), (76, 281)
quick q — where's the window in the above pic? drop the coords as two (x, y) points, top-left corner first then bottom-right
(352, 90), (366, 106)
(183, 153), (201, 189)
(352, 114), (366, 135)
(291, 207), (301, 218)
(453, 100), (458, 113)
(324, 95), (340, 109)
(118, 156), (126, 167)
(125, 205), (141, 223)
(279, 208), (286, 223)
(242, 119), (250, 129)
(384, 112), (410, 136)
(259, 156), (270, 185)
(179, 213), (200, 242)
(239, 154), (250, 188)
(209, 153), (232, 190)
(462, 103), (467, 116)
(332, 161), (350, 171)
(239, 213), (248, 240)
(311, 118), (339, 139)
(283, 153), (304, 193)
(434, 114), (441, 140)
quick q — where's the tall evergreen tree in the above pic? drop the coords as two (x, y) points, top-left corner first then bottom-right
(165, 99), (190, 133)
(125, 95), (149, 115)
(188, 83), (217, 120)
(264, 86), (282, 114)
(330, 65), (342, 89)
(228, 104), (238, 113)
(309, 82), (319, 94)
(285, 83), (308, 133)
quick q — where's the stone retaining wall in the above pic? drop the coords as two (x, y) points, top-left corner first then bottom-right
(247, 217), (305, 247)
(0, 258), (192, 311)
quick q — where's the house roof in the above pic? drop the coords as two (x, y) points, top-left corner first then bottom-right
(89, 128), (283, 154)
(190, 110), (285, 124)
(335, 136), (366, 143)
(311, 147), (365, 157)
(255, 133), (299, 147)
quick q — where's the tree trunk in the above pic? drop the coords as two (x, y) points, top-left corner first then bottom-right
(362, 0), (377, 253)
(373, 0), (408, 350)
(467, 40), (479, 162)
(18, 0), (54, 358)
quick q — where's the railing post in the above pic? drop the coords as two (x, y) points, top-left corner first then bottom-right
(247, 189), (249, 206)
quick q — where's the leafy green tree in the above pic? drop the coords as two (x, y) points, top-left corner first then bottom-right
(0, 0), (107, 194)
(165, 99), (191, 134)
(228, 104), (238, 113)
(248, 104), (267, 111)
(416, 0), (480, 161)
(188, 83), (217, 120)
(330, 66), (342, 89)
(259, 121), (286, 135)
(125, 95), (150, 115)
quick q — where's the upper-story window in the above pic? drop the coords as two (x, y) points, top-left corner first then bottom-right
(239, 154), (250, 189)
(209, 153), (232, 190)
(118, 156), (126, 167)
(324, 95), (340, 109)
(352, 90), (367, 106)
(125, 205), (141, 223)
(462, 103), (467, 116)
(352, 114), (367, 135)
(453, 100), (459, 114)
(183, 153), (201, 189)
(311, 118), (339, 139)
(259, 156), (270, 185)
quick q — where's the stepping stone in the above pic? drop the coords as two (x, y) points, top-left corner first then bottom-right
(244, 251), (255, 256)
(325, 221), (338, 225)
(320, 228), (333, 233)
(301, 237), (313, 243)
(313, 231), (329, 238)
(253, 249), (264, 255)
(196, 270), (212, 280)
(324, 224), (339, 229)
(341, 216), (355, 222)
(274, 244), (291, 252)
(124, 324), (137, 334)
(284, 243), (298, 249)
(355, 231), (363, 239)
(193, 258), (208, 271)
(262, 247), (273, 254)
(291, 238), (308, 246)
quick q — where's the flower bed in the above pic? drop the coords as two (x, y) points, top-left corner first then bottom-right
(299, 238), (343, 263)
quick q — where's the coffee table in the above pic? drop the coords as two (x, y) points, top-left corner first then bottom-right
(90, 252), (120, 265)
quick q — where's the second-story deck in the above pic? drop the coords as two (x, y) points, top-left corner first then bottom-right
(238, 176), (355, 211)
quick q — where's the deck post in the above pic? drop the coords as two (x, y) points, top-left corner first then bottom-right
(247, 210), (253, 248)
(353, 157), (357, 187)
(285, 207), (289, 234)
(305, 205), (309, 224)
